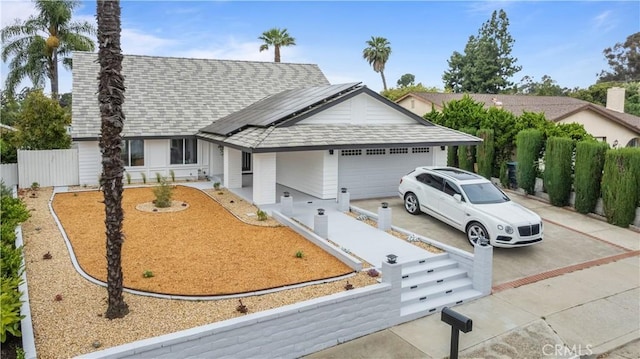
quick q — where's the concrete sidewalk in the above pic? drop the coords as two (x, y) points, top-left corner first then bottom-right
(305, 193), (640, 359)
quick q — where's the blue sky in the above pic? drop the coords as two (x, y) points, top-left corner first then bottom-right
(1, 0), (638, 95)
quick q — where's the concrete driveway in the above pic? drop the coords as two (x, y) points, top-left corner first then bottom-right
(352, 192), (636, 286)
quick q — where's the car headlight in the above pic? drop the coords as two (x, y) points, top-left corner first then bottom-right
(497, 224), (514, 234)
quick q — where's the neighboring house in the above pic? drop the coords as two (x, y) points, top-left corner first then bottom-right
(396, 88), (640, 149)
(72, 52), (479, 205)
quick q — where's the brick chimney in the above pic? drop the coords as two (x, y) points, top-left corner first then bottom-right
(606, 87), (625, 113)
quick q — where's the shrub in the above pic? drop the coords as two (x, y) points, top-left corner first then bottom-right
(142, 270), (154, 278)
(256, 210), (268, 221)
(1, 276), (24, 343)
(169, 170), (175, 182)
(574, 141), (608, 214)
(457, 128), (476, 172)
(295, 250), (304, 259)
(153, 179), (173, 208)
(499, 161), (508, 188)
(0, 182), (28, 343)
(213, 182), (221, 190)
(601, 148), (640, 227)
(155, 172), (162, 183)
(516, 129), (544, 195)
(544, 137), (574, 206)
(140, 172), (147, 184)
(125, 172), (131, 185)
(476, 129), (494, 179)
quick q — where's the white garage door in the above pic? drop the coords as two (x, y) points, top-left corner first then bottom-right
(338, 147), (435, 200)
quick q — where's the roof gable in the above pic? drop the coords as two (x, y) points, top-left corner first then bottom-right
(71, 52), (330, 139)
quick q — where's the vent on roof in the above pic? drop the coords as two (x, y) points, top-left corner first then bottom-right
(492, 97), (503, 109)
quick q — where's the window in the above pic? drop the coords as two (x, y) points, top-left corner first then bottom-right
(170, 138), (197, 165)
(341, 149), (362, 156)
(417, 173), (444, 191)
(390, 148), (408, 154)
(366, 148), (386, 155)
(444, 180), (462, 199)
(121, 139), (144, 166)
(412, 147), (430, 153)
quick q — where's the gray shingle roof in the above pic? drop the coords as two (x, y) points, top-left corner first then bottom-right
(197, 124), (480, 153)
(71, 52), (330, 139)
(406, 92), (640, 134)
(200, 83), (362, 136)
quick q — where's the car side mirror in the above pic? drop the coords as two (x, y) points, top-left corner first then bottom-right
(453, 193), (462, 202)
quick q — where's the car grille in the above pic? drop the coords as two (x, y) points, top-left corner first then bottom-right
(518, 224), (540, 237)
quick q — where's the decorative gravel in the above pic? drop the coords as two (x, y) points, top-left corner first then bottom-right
(20, 186), (378, 358)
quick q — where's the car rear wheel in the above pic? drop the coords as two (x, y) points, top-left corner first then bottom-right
(466, 222), (489, 246)
(404, 193), (421, 215)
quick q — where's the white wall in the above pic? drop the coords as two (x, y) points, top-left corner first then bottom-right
(253, 153), (277, 205)
(559, 110), (638, 148)
(299, 93), (416, 125)
(1, 163), (18, 187)
(207, 142), (223, 176)
(77, 141), (101, 186)
(277, 151), (336, 199)
(223, 147), (242, 188)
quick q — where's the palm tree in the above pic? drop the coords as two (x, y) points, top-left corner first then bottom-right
(1, 0), (95, 100)
(96, 0), (128, 319)
(362, 36), (392, 91)
(259, 28), (296, 63)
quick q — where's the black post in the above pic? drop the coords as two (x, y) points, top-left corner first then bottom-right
(450, 327), (460, 359)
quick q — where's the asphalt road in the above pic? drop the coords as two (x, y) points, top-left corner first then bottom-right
(351, 194), (628, 286)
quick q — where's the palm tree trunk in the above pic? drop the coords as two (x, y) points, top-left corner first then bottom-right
(274, 45), (281, 63)
(50, 50), (59, 100)
(380, 71), (388, 91)
(97, 0), (128, 320)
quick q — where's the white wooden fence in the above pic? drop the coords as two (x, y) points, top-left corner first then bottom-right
(17, 149), (79, 188)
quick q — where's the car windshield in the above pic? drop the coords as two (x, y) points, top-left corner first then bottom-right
(461, 183), (510, 204)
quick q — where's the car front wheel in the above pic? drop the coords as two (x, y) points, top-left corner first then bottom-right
(404, 193), (421, 215)
(466, 222), (490, 246)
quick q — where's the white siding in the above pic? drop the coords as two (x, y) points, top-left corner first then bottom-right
(78, 142), (101, 186)
(338, 147), (434, 199)
(299, 93), (416, 125)
(18, 149), (79, 188)
(277, 151), (326, 199)
(253, 153), (276, 205)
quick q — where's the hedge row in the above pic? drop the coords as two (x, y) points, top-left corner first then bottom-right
(516, 129), (544, 195)
(574, 141), (609, 214)
(0, 182), (30, 343)
(602, 148), (640, 227)
(544, 137), (574, 207)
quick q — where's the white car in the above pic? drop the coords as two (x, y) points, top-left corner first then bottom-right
(398, 166), (543, 248)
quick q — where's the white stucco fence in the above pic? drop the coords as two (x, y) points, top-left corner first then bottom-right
(1, 163), (18, 187)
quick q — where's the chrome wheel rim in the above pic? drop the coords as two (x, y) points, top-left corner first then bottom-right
(468, 225), (487, 244)
(405, 195), (417, 213)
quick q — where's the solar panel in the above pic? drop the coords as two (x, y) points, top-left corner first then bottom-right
(199, 83), (361, 135)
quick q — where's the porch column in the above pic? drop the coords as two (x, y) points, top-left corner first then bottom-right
(223, 147), (242, 189)
(253, 152), (276, 205)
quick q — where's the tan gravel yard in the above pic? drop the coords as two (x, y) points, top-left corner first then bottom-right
(21, 185), (377, 358)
